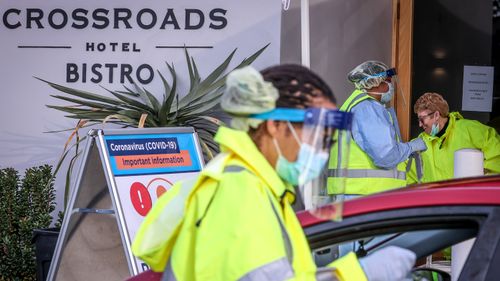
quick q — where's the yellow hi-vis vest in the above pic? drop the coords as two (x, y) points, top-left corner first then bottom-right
(328, 90), (406, 195)
(133, 126), (367, 281)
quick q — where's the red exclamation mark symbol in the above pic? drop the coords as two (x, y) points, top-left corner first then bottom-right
(130, 182), (152, 216)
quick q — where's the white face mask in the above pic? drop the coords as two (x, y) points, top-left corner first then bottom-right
(368, 82), (394, 104)
(380, 82), (394, 104)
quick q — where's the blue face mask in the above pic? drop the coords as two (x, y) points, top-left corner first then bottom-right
(274, 140), (330, 186)
(430, 123), (440, 137)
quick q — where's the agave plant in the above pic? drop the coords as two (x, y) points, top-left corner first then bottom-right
(40, 44), (268, 160)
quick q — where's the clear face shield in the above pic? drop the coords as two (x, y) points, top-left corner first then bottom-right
(297, 108), (352, 221)
(370, 68), (407, 107)
(251, 107), (352, 220)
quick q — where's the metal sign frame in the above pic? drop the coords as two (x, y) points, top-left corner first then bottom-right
(47, 127), (204, 280)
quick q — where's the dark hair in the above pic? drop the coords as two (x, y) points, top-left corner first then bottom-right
(260, 64), (336, 108)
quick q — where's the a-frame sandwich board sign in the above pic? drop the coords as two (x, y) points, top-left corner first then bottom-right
(47, 127), (204, 280)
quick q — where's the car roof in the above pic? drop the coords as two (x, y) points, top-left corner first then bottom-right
(298, 175), (500, 228)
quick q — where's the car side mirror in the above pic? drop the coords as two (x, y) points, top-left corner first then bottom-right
(412, 267), (451, 281)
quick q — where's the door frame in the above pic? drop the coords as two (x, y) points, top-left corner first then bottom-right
(392, 0), (414, 141)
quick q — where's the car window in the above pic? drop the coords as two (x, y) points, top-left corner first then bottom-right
(305, 206), (500, 281)
(312, 228), (477, 267)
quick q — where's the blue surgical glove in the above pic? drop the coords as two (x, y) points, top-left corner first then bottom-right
(409, 138), (427, 153)
(359, 246), (416, 281)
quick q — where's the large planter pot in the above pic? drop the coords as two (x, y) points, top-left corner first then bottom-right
(32, 228), (60, 281)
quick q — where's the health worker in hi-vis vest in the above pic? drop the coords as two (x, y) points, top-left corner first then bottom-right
(132, 64), (416, 281)
(407, 92), (500, 184)
(328, 61), (427, 198)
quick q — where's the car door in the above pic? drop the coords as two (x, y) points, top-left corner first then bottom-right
(303, 206), (500, 281)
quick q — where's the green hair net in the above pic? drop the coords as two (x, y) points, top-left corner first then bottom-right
(221, 66), (279, 131)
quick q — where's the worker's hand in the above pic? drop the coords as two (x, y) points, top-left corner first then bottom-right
(409, 138), (427, 152)
(359, 246), (416, 281)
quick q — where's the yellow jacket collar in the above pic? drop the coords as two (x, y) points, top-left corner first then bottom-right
(214, 126), (293, 200)
(421, 111), (462, 142)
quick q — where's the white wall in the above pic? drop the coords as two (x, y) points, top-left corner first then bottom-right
(0, 0), (281, 219)
(281, 0), (393, 105)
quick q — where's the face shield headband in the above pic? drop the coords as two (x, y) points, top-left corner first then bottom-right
(250, 108), (352, 129)
(363, 67), (397, 81)
(250, 108), (352, 156)
(363, 67), (407, 107)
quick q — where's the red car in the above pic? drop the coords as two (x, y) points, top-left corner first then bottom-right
(300, 175), (500, 281)
(129, 175), (500, 281)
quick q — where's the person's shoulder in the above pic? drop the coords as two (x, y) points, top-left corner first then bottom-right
(215, 168), (271, 207)
(416, 132), (432, 142)
(218, 164), (263, 189)
(454, 115), (489, 129)
(351, 97), (380, 110)
(350, 99), (385, 119)
(451, 114), (497, 137)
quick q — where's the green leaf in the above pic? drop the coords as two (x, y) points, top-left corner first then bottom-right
(179, 48), (236, 107)
(132, 82), (155, 109)
(180, 95), (222, 116)
(158, 72), (173, 124)
(104, 89), (156, 113)
(120, 85), (141, 97)
(178, 87), (223, 110)
(117, 109), (145, 120)
(236, 43), (270, 69)
(49, 95), (120, 111)
(46, 105), (115, 116)
(66, 112), (122, 120)
(37, 77), (123, 106)
(144, 88), (161, 113)
(192, 57), (201, 85)
(184, 48), (197, 94)
(194, 44), (270, 102)
(183, 118), (220, 136)
(165, 63), (179, 121)
(166, 95), (179, 122)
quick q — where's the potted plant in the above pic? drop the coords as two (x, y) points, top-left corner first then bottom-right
(40, 46), (268, 215)
(40, 45), (269, 161)
(0, 165), (56, 281)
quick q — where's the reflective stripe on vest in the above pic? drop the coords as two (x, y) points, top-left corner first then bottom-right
(345, 92), (369, 111)
(316, 267), (339, 281)
(238, 257), (294, 281)
(328, 168), (406, 180)
(406, 152), (423, 183)
(267, 193), (294, 264)
(162, 259), (176, 281)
